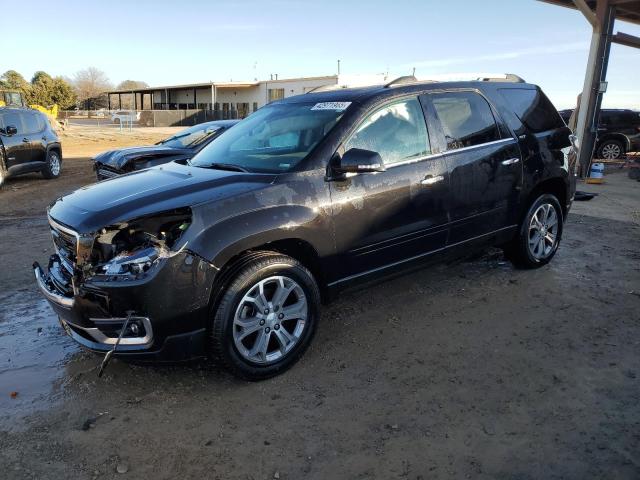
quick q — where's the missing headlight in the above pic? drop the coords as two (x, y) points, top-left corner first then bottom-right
(88, 208), (191, 279)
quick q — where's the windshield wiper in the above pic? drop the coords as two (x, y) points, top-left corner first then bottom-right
(201, 162), (250, 173)
(158, 132), (191, 145)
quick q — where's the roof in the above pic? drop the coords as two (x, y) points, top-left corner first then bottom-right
(540, 0), (640, 26)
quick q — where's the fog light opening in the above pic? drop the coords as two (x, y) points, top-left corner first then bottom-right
(124, 320), (145, 338)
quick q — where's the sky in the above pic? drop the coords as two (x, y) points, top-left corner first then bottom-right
(3, 0), (639, 109)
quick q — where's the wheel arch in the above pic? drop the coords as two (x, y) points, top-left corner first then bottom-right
(210, 238), (327, 309)
(597, 133), (630, 152)
(524, 176), (569, 220)
(46, 143), (62, 160)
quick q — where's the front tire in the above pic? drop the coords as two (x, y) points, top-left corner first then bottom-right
(209, 253), (320, 380)
(505, 194), (563, 269)
(597, 139), (625, 160)
(41, 150), (62, 179)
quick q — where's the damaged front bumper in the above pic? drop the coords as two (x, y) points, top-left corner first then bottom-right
(34, 249), (217, 362)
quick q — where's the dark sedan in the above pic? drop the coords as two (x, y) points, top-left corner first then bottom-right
(93, 119), (239, 180)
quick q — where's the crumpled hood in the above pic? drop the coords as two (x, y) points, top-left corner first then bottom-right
(93, 145), (192, 169)
(49, 162), (276, 233)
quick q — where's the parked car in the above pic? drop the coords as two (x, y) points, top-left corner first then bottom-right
(111, 110), (140, 125)
(0, 107), (62, 186)
(94, 120), (239, 180)
(34, 78), (576, 379)
(558, 108), (640, 159)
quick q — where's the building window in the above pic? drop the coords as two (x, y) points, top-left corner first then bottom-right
(268, 88), (285, 103)
(237, 102), (250, 118)
(253, 102), (258, 112)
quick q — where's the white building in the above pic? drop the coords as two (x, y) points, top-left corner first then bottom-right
(107, 75), (344, 117)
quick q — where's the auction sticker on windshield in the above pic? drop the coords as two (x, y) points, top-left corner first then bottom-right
(311, 102), (351, 111)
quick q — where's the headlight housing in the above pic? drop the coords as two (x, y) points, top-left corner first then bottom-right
(89, 208), (191, 280)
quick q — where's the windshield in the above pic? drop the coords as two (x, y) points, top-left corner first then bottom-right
(159, 123), (224, 149)
(189, 102), (348, 173)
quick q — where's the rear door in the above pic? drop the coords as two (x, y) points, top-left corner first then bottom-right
(423, 90), (522, 243)
(329, 96), (450, 279)
(22, 111), (47, 163)
(0, 111), (31, 167)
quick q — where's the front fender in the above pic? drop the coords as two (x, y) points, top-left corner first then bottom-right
(187, 204), (333, 270)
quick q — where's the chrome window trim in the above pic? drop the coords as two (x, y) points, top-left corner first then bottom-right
(440, 137), (515, 155)
(384, 138), (515, 169)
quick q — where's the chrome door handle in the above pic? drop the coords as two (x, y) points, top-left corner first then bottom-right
(421, 174), (444, 186)
(501, 158), (520, 166)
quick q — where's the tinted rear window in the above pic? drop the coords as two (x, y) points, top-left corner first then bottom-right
(600, 111), (639, 126)
(430, 91), (501, 150)
(499, 88), (564, 134)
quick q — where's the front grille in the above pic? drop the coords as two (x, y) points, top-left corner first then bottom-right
(50, 218), (78, 276)
(96, 164), (121, 180)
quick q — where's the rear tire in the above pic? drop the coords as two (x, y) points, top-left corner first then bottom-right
(597, 139), (625, 160)
(504, 194), (563, 269)
(41, 150), (62, 179)
(209, 253), (320, 380)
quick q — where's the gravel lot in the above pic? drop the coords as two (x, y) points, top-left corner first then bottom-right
(1, 130), (639, 479)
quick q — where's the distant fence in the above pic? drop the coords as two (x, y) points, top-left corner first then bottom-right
(58, 109), (244, 127)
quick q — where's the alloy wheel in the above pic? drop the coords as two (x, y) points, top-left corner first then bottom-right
(601, 143), (621, 159)
(528, 203), (559, 260)
(232, 275), (308, 364)
(49, 153), (61, 176)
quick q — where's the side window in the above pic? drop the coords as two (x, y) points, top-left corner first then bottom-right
(36, 113), (46, 131)
(22, 112), (41, 134)
(498, 88), (564, 134)
(345, 97), (430, 165)
(1, 112), (22, 134)
(430, 92), (500, 150)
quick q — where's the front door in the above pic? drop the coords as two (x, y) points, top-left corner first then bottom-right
(329, 96), (450, 282)
(423, 90), (522, 243)
(0, 111), (31, 168)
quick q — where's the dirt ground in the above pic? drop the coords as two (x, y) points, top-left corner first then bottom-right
(1, 129), (639, 480)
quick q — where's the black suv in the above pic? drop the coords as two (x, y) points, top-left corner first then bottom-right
(34, 79), (576, 379)
(559, 108), (640, 159)
(0, 107), (62, 186)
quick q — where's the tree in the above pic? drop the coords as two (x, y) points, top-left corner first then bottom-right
(29, 71), (54, 105)
(49, 77), (77, 109)
(117, 80), (149, 90)
(73, 67), (113, 110)
(0, 70), (31, 96)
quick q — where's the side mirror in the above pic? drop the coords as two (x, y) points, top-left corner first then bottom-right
(335, 148), (386, 174)
(5, 125), (17, 136)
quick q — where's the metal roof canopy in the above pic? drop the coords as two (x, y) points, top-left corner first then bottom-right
(540, 0), (640, 176)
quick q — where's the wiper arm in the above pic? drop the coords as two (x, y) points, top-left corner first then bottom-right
(158, 132), (190, 144)
(202, 162), (250, 173)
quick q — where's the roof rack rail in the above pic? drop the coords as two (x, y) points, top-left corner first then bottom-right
(476, 73), (526, 83)
(305, 84), (347, 94)
(384, 75), (418, 88)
